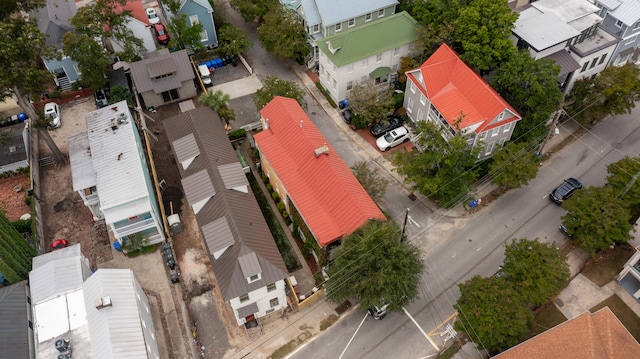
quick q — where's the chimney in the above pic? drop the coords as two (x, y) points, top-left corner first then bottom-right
(314, 144), (330, 158)
(95, 296), (113, 310)
(300, 120), (303, 128)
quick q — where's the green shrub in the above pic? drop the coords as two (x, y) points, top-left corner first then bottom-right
(272, 192), (279, 202)
(228, 128), (246, 141)
(48, 90), (61, 99)
(315, 82), (337, 108)
(266, 184), (273, 192)
(11, 218), (32, 234)
(262, 174), (269, 183)
(276, 202), (285, 212)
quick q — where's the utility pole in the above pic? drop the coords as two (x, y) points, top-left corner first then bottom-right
(400, 208), (409, 242)
(538, 100), (565, 155)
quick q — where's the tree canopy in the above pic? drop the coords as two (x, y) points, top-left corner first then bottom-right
(502, 238), (569, 306)
(230, 0), (277, 23)
(253, 76), (307, 110)
(0, 211), (36, 284)
(351, 160), (389, 203)
(453, 0), (518, 72)
(325, 220), (424, 313)
(346, 80), (395, 129)
(166, 13), (206, 53)
(216, 23), (251, 58)
(562, 186), (634, 256)
(489, 142), (540, 190)
(491, 51), (562, 144)
(393, 120), (480, 207)
(606, 156), (640, 211)
(257, 4), (311, 64)
(454, 275), (533, 353)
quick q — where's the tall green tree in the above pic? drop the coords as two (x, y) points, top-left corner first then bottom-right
(216, 23), (250, 58)
(167, 13), (206, 53)
(257, 4), (311, 64)
(200, 90), (231, 112)
(0, 211), (36, 284)
(325, 220), (424, 313)
(489, 142), (540, 190)
(565, 64), (640, 125)
(454, 0), (518, 72)
(108, 85), (134, 107)
(406, 0), (466, 61)
(0, 14), (66, 164)
(454, 276), (533, 353)
(230, 0), (277, 23)
(491, 51), (562, 143)
(394, 120), (480, 207)
(502, 238), (569, 306)
(347, 80), (395, 129)
(351, 160), (389, 203)
(253, 76), (307, 110)
(562, 186), (634, 256)
(606, 156), (640, 211)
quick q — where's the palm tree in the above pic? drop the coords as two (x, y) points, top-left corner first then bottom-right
(199, 90), (230, 112)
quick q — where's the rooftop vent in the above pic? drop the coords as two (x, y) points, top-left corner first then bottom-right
(314, 144), (329, 158)
(95, 296), (113, 310)
(55, 339), (70, 352)
(117, 113), (128, 125)
(58, 355), (70, 359)
(110, 118), (118, 131)
(265, 118), (269, 129)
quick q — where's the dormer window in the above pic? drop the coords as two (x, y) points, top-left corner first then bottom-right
(378, 9), (385, 17)
(312, 24), (319, 33)
(248, 273), (261, 283)
(154, 72), (174, 80)
(335, 23), (342, 32)
(365, 13), (372, 22)
(348, 18), (355, 28)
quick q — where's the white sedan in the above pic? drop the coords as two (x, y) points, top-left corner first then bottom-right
(376, 126), (410, 151)
(146, 8), (160, 24)
(44, 102), (61, 128)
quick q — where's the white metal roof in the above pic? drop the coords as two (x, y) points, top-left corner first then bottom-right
(315, 0), (398, 26)
(84, 101), (150, 215)
(513, 7), (582, 50)
(69, 132), (97, 191)
(532, 0), (602, 32)
(83, 269), (152, 359)
(607, 0), (640, 26)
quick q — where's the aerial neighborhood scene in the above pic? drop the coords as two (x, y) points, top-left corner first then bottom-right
(5, 0), (640, 358)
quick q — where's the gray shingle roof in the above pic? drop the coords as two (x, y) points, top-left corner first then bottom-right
(163, 107), (288, 301)
(0, 281), (30, 358)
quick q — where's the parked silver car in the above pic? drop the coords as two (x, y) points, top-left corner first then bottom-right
(376, 126), (410, 151)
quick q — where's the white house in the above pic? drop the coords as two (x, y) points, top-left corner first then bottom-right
(317, 11), (417, 104)
(111, 0), (157, 54)
(68, 101), (165, 246)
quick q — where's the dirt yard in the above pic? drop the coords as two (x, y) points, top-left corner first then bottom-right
(38, 97), (112, 267)
(0, 173), (31, 222)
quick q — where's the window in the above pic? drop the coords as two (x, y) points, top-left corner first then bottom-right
(626, 34), (638, 45)
(348, 18), (355, 28)
(267, 283), (277, 292)
(491, 127), (500, 137)
(361, 76), (367, 83)
(376, 53), (382, 63)
(362, 58), (368, 68)
(616, 20), (624, 28)
(503, 122), (512, 133)
(248, 274), (260, 283)
(498, 112), (505, 121)
(635, 21), (640, 30)
(239, 294), (249, 303)
(417, 109), (424, 121)
(347, 64), (354, 73)
(580, 62), (589, 72)
(420, 94), (426, 105)
(29, 321), (33, 329)
(270, 298), (279, 308)
(190, 15), (207, 41)
(407, 97), (414, 113)
(598, 54), (607, 65)
(162, 89), (180, 103)
(499, 138), (507, 146)
(589, 58), (598, 69)
(312, 24), (319, 33)
(73, 64), (81, 75)
(485, 142), (495, 155)
(365, 13), (372, 22)
(378, 9), (385, 17)
(346, 81), (353, 90)
(410, 81), (416, 94)
(393, 47), (400, 56)
(335, 23), (342, 32)
(333, 79), (337, 90)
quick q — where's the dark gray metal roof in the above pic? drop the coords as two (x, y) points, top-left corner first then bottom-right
(0, 122), (27, 168)
(238, 251), (261, 277)
(236, 302), (258, 318)
(173, 133), (200, 168)
(129, 49), (194, 95)
(201, 217), (235, 256)
(163, 107), (288, 301)
(545, 50), (581, 79)
(218, 162), (249, 190)
(181, 169), (215, 205)
(0, 281), (31, 358)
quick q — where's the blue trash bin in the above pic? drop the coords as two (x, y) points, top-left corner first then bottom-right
(215, 58), (223, 68)
(113, 241), (122, 252)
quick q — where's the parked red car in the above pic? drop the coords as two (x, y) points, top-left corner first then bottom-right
(49, 239), (69, 251)
(153, 23), (170, 45)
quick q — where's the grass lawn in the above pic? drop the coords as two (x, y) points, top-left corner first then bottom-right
(529, 304), (567, 338)
(581, 243), (635, 287)
(590, 294), (640, 342)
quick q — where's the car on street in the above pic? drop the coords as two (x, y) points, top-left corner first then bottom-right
(145, 7), (160, 24)
(153, 23), (170, 45)
(341, 108), (352, 124)
(370, 116), (403, 137)
(367, 304), (388, 320)
(376, 126), (410, 151)
(549, 178), (582, 204)
(94, 89), (108, 108)
(558, 223), (573, 238)
(49, 239), (69, 251)
(44, 102), (61, 128)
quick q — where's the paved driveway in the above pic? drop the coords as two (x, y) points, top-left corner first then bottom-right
(210, 73), (262, 99)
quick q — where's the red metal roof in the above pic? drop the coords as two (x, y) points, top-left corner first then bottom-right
(407, 44), (521, 134)
(254, 97), (385, 247)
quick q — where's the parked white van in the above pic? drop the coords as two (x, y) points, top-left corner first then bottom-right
(198, 64), (212, 86)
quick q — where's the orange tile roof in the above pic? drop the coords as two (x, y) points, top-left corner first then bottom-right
(254, 97), (385, 247)
(114, 0), (150, 26)
(407, 44), (521, 134)
(493, 307), (640, 359)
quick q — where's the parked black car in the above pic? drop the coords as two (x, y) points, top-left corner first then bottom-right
(549, 178), (582, 204)
(558, 223), (573, 238)
(94, 89), (108, 109)
(342, 109), (353, 124)
(370, 116), (403, 137)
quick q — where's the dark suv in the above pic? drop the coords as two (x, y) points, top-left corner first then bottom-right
(549, 178), (582, 204)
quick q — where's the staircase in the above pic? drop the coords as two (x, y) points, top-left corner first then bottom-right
(56, 76), (72, 91)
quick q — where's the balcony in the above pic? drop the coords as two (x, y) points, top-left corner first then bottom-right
(113, 218), (157, 238)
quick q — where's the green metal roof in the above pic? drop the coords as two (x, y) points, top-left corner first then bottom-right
(369, 66), (392, 79)
(317, 11), (417, 68)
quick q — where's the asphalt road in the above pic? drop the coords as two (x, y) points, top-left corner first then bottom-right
(289, 108), (640, 359)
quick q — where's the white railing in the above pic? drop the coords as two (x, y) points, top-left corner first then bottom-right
(113, 218), (156, 238)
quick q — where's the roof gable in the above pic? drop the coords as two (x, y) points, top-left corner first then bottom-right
(112, 0), (150, 26)
(316, 11), (417, 68)
(180, 0), (213, 12)
(129, 49), (194, 94)
(253, 97), (385, 247)
(315, 0), (398, 26)
(410, 44), (521, 133)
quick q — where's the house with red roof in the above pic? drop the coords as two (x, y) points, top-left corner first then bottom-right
(403, 44), (522, 160)
(253, 97), (386, 250)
